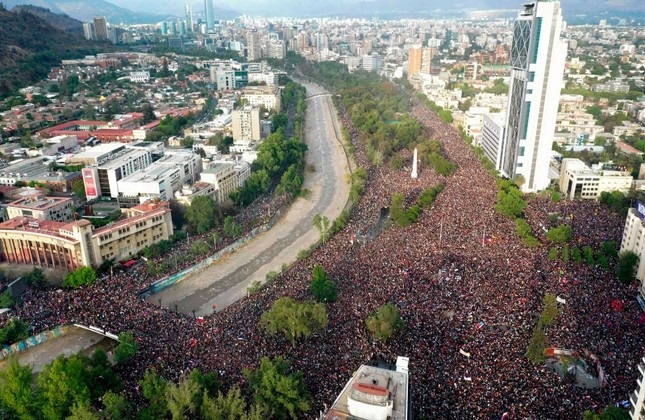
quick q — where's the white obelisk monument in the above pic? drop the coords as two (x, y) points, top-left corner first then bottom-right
(411, 147), (418, 179)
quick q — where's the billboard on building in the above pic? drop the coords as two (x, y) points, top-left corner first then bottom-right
(82, 168), (98, 199)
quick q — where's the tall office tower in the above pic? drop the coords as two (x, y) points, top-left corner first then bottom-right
(93, 16), (108, 40)
(248, 30), (262, 61)
(185, 4), (193, 32)
(407, 47), (423, 80)
(499, 1), (566, 192)
(421, 47), (436, 74)
(204, 0), (214, 30)
(83, 22), (96, 40)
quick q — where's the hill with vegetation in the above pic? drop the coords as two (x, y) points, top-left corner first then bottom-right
(12, 5), (84, 35)
(0, 4), (112, 98)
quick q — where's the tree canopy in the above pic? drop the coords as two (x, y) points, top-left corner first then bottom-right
(243, 356), (310, 419)
(546, 225), (573, 244)
(185, 195), (219, 234)
(616, 251), (639, 284)
(62, 266), (97, 288)
(114, 332), (139, 364)
(260, 297), (328, 346)
(310, 265), (338, 302)
(366, 303), (404, 342)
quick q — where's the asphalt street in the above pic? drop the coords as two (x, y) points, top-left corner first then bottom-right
(149, 82), (350, 316)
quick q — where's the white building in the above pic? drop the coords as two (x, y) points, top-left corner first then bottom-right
(462, 107), (490, 146)
(7, 195), (74, 223)
(82, 149), (153, 200)
(130, 71), (151, 83)
(200, 163), (238, 203)
(247, 71), (278, 86)
(116, 150), (202, 205)
(34, 135), (79, 157)
(559, 159), (633, 200)
(629, 355), (645, 420)
(499, 1), (567, 192)
(324, 357), (409, 420)
(231, 106), (261, 152)
(620, 203), (645, 305)
(361, 54), (384, 73)
(214, 70), (235, 91)
(241, 86), (281, 111)
(481, 113), (506, 170)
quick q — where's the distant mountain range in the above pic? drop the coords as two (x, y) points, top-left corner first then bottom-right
(2, 0), (239, 23)
(1, 0), (177, 24)
(2, 0), (643, 23)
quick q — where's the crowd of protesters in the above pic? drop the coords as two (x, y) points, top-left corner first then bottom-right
(14, 97), (645, 419)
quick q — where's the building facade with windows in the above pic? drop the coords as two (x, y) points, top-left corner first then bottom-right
(498, 1), (566, 192)
(559, 159), (633, 200)
(0, 201), (172, 269)
(619, 203), (645, 310)
(7, 195), (74, 223)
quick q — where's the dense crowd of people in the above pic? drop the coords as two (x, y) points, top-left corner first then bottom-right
(14, 95), (645, 419)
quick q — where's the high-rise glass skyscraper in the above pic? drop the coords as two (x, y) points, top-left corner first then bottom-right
(499, 1), (566, 192)
(185, 4), (193, 33)
(204, 0), (214, 30)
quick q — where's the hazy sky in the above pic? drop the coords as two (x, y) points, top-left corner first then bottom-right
(107, 0), (645, 17)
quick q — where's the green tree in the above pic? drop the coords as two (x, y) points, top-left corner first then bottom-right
(86, 349), (120, 401)
(312, 214), (331, 244)
(201, 386), (248, 419)
(83, 104), (96, 120)
(260, 297), (328, 346)
(181, 136), (195, 148)
(142, 104), (156, 124)
(140, 368), (169, 420)
(62, 266), (97, 288)
(102, 391), (132, 420)
(67, 400), (100, 420)
(495, 187), (527, 218)
(616, 251), (639, 284)
(114, 332), (139, 364)
(223, 215), (242, 238)
(190, 240), (211, 256)
(583, 245), (595, 266)
(599, 190), (629, 215)
(38, 355), (91, 420)
(583, 406), (631, 420)
(0, 290), (14, 308)
(0, 318), (30, 346)
(310, 265), (337, 302)
(366, 303), (404, 342)
(546, 225), (573, 244)
(166, 374), (202, 420)
(185, 195), (218, 234)
(0, 357), (36, 419)
(189, 369), (220, 399)
(547, 247), (559, 260)
(243, 357), (310, 419)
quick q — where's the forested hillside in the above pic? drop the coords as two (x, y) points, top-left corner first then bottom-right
(12, 5), (84, 35)
(0, 4), (110, 98)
